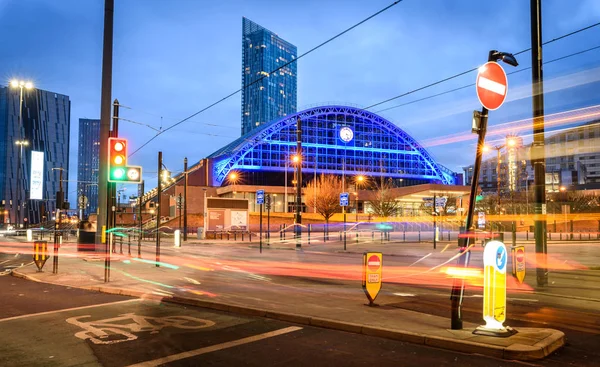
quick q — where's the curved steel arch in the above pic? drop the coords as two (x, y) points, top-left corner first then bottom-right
(211, 105), (454, 185)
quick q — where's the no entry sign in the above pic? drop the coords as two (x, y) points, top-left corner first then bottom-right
(476, 62), (508, 110)
(362, 252), (382, 305)
(367, 255), (381, 271)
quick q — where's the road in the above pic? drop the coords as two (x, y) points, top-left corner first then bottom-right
(0, 275), (539, 367)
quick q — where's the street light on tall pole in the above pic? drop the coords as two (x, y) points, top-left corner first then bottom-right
(10, 80), (33, 228)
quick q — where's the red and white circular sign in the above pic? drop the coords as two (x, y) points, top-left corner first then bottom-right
(368, 255), (381, 271)
(476, 62), (508, 110)
(516, 248), (525, 262)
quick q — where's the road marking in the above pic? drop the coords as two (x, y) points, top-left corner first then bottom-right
(125, 326), (303, 367)
(0, 299), (141, 323)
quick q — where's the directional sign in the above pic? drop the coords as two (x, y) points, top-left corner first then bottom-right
(256, 190), (265, 205)
(33, 240), (49, 271)
(340, 192), (349, 207)
(423, 197), (447, 208)
(511, 246), (526, 284)
(478, 212), (486, 229)
(362, 252), (382, 305)
(476, 62), (508, 110)
(482, 241), (507, 329)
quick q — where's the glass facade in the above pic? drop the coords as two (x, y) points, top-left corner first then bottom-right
(77, 118), (100, 217)
(211, 106), (457, 187)
(0, 86), (71, 225)
(241, 17), (297, 136)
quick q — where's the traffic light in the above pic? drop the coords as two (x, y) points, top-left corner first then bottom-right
(108, 138), (142, 183)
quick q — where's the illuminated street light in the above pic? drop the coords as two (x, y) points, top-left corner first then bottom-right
(559, 186), (566, 192)
(292, 155), (299, 163)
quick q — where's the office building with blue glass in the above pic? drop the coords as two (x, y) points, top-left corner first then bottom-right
(241, 17), (297, 135)
(77, 118), (100, 217)
(0, 85), (70, 225)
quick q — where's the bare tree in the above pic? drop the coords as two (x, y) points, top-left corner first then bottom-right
(304, 175), (342, 233)
(368, 178), (399, 218)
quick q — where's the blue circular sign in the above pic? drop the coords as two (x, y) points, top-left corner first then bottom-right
(495, 246), (507, 271)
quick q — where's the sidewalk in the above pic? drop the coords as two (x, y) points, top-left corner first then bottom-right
(12, 242), (564, 361)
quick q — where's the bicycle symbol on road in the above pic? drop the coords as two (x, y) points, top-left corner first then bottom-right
(66, 313), (215, 345)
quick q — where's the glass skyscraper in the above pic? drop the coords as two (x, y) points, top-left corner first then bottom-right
(0, 86), (71, 225)
(77, 118), (100, 217)
(241, 17), (297, 135)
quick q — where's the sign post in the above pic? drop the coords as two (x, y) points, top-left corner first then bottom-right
(362, 252), (382, 306)
(33, 240), (49, 272)
(257, 190), (264, 253)
(474, 240), (516, 336)
(511, 245), (526, 284)
(340, 193), (349, 250)
(265, 194), (271, 245)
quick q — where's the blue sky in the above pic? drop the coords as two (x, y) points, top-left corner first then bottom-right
(1, 0), (600, 204)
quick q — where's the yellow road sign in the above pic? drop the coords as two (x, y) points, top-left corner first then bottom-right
(482, 241), (507, 328)
(511, 246), (526, 284)
(362, 252), (382, 305)
(33, 241), (49, 271)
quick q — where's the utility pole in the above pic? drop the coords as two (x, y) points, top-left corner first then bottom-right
(433, 193), (437, 250)
(53, 167), (64, 274)
(106, 100), (119, 253)
(183, 157), (188, 241)
(138, 180), (144, 257)
(96, 0), (114, 247)
(178, 193), (183, 236)
(295, 117), (302, 248)
(531, 0), (548, 286)
(156, 151), (162, 267)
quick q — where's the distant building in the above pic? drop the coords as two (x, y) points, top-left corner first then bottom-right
(241, 17), (297, 135)
(0, 85), (71, 225)
(77, 118), (100, 217)
(463, 120), (600, 193)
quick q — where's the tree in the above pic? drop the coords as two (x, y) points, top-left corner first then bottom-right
(368, 178), (399, 218)
(304, 175), (342, 231)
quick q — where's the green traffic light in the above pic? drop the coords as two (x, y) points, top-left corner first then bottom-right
(113, 168), (125, 179)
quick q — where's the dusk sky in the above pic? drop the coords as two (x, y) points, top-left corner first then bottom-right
(2, 0), (600, 204)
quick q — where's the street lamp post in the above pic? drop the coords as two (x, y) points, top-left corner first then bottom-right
(450, 50), (518, 331)
(355, 175), (365, 223)
(14, 140), (29, 227)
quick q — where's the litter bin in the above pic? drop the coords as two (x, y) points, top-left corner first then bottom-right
(77, 220), (96, 251)
(197, 227), (204, 239)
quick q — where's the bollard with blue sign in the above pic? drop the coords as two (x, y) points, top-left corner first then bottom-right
(473, 240), (517, 337)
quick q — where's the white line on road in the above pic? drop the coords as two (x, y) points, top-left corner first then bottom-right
(125, 326), (303, 367)
(0, 299), (141, 323)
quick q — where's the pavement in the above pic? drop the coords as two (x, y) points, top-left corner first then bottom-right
(4, 235), (570, 362)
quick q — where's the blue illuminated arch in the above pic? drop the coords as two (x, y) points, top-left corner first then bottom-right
(209, 106), (456, 186)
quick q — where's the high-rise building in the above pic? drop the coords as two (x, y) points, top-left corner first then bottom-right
(241, 17), (297, 135)
(0, 85), (71, 226)
(77, 118), (100, 217)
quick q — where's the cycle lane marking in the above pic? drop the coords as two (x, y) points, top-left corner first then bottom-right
(125, 326), (303, 367)
(0, 299), (141, 323)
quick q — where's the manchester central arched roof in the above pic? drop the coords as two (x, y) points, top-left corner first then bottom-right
(209, 105), (456, 186)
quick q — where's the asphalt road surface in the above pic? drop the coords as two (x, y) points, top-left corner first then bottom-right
(0, 275), (545, 367)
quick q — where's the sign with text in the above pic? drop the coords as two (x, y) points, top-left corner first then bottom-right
(477, 212), (486, 229)
(30, 151), (44, 200)
(362, 252), (382, 305)
(511, 246), (526, 284)
(423, 197), (447, 208)
(256, 190), (265, 205)
(340, 192), (349, 207)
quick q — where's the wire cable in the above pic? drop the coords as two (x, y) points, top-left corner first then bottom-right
(128, 0), (404, 157)
(375, 43), (600, 113)
(364, 21), (600, 110)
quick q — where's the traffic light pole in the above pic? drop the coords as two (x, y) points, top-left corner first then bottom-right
(156, 151), (162, 267)
(96, 0), (114, 247)
(531, 0), (548, 286)
(183, 157), (188, 241)
(138, 180), (143, 257)
(295, 117), (302, 249)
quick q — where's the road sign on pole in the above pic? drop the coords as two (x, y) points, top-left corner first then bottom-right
(476, 62), (508, 110)
(362, 252), (382, 306)
(511, 246), (526, 284)
(340, 192), (349, 207)
(256, 190), (265, 205)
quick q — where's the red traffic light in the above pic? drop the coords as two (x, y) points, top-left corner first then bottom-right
(109, 138), (127, 167)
